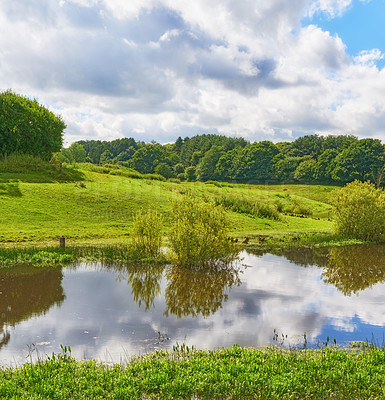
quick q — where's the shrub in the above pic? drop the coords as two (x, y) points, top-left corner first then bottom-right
(167, 178), (181, 184)
(131, 210), (163, 257)
(168, 196), (239, 267)
(332, 180), (385, 242)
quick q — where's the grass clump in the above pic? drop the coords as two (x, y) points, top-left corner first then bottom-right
(214, 192), (281, 220)
(131, 210), (163, 258)
(79, 162), (166, 181)
(169, 196), (239, 267)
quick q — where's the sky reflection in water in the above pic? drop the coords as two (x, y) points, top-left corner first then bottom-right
(1, 245), (385, 365)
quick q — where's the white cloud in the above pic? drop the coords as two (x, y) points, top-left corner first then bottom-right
(0, 0), (384, 144)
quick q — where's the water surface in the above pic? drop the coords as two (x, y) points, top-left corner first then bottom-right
(1, 245), (385, 365)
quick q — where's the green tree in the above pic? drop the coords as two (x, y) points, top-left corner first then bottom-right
(185, 166), (196, 181)
(331, 139), (385, 183)
(314, 149), (338, 182)
(293, 158), (316, 182)
(0, 90), (65, 160)
(241, 141), (280, 181)
(129, 144), (165, 174)
(196, 145), (225, 181)
(154, 162), (174, 179)
(273, 156), (304, 181)
(99, 150), (113, 165)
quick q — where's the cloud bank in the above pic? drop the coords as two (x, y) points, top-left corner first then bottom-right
(0, 0), (384, 144)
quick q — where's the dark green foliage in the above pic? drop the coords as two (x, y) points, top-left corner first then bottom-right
(291, 134), (324, 157)
(179, 133), (248, 166)
(129, 144), (165, 174)
(63, 133), (385, 185)
(293, 158), (316, 182)
(185, 166), (196, 181)
(0, 90), (65, 160)
(154, 162), (174, 179)
(332, 139), (385, 183)
(196, 145), (225, 181)
(313, 149), (338, 182)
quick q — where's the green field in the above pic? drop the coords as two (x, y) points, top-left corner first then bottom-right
(0, 158), (336, 245)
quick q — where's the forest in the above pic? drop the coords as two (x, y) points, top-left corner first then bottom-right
(60, 133), (385, 185)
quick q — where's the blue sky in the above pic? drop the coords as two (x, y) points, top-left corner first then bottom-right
(1, 0), (385, 145)
(306, 0), (385, 67)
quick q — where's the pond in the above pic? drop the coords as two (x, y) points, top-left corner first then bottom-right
(1, 244), (385, 365)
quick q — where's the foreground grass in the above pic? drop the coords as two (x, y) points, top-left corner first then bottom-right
(1, 345), (385, 399)
(0, 159), (336, 244)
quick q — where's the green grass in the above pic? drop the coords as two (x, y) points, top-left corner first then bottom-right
(0, 157), (337, 245)
(1, 345), (385, 399)
(0, 245), (168, 267)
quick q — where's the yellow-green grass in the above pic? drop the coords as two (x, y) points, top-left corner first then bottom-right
(0, 164), (337, 245)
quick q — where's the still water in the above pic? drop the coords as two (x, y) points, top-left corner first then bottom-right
(1, 245), (385, 365)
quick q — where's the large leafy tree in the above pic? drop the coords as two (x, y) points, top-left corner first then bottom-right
(241, 141), (280, 181)
(196, 145), (225, 181)
(129, 144), (165, 174)
(331, 139), (385, 183)
(0, 90), (65, 160)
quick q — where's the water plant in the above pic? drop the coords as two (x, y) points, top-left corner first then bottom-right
(131, 209), (163, 258)
(168, 196), (240, 267)
(333, 180), (385, 242)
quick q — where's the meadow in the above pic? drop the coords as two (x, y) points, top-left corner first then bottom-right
(0, 155), (335, 246)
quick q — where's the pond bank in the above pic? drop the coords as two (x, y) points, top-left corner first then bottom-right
(1, 345), (384, 399)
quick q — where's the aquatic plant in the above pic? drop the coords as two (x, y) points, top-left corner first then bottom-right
(131, 209), (163, 258)
(168, 196), (240, 267)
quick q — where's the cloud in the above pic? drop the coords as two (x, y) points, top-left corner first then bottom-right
(0, 0), (384, 144)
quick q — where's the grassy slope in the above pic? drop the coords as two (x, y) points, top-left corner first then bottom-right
(0, 161), (336, 244)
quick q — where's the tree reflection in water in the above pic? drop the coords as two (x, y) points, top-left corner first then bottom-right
(164, 263), (242, 318)
(323, 245), (385, 296)
(0, 266), (65, 350)
(116, 263), (165, 311)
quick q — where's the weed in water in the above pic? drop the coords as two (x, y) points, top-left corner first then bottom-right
(131, 209), (163, 258)
(168, 196), (240, 267)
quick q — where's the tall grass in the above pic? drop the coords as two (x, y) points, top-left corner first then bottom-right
(213, 192), (281, 220)
(131, 210), (163, 258)
(0, 245), (167, 267)
(79, 162), (166, 181)
(2, 345), (385, 399)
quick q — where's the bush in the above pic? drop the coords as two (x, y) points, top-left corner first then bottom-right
(332, 180), (385, 242)
(0, 90), (65, 160)
(131, 210), (163, 257)
(168, 196), (239, 267)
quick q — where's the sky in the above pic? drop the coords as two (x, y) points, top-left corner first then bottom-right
(1, 0), (385, 146)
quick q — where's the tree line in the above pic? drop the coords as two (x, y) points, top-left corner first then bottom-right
(1, 91), (384, 185)
(60, 133), (385, 185)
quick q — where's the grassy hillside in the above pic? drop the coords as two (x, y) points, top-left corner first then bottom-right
(0, 156), (336, 244)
